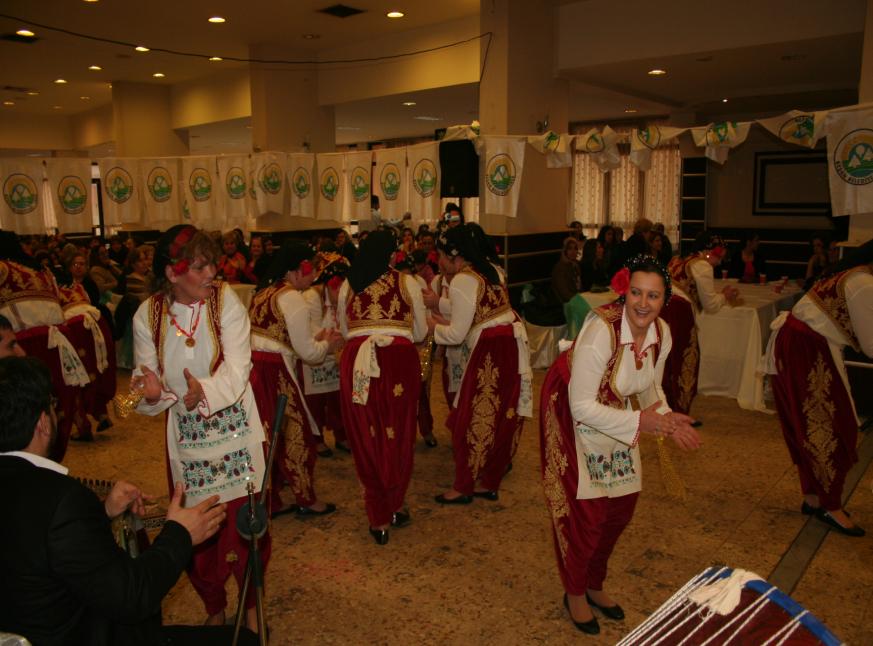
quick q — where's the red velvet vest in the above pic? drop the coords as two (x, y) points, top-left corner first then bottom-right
(147, 283), (224, 374)
(807, 265), (873, 352)
(0, 260), (60, 306)
(459, 266), (512, 328)
(248, 281), (293, 352)
(346, 269), (413, 333)
(57, 282), (90, 310)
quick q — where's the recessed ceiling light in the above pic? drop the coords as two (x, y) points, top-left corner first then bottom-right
(52, 105), (63, 110)
(153, 72), (165, 78)
(108, 83), (113, 88)
(83, 0), (99, 3)
(387, 11), (404, 18)
(208, 16), (226, 23)
(245, 125), (252, 129)
(80, 96), (90, 100)
(26, 91), (39, 96)
(302, 33), (320, 40)
(413, 116), (442, 121)
(88, 65), (102, 71)
(624, 108), (638, 113)
(54, 78), (67, 84)
(722, 98), (729, 103)
(16, 29), (35, 37)
(135, 46), (149, 52)
(209, 56), (223, 62)
(402, 101), (416, 106)
(648, 69), (667, 76)
(3, 101), (14, 106)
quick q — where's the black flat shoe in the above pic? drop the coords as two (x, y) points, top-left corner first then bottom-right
(563, 594), (600, 635)
(296, 503), (337, 517)
(317, 447), (334, 458)
(434, 493), (473, 505)
(801, 501), (820, 515)
(472, 490), (499, 501)
(369, 528), (389, 545)
(391, 510), (411, 527)
(424, 436), (438, 448)
(335, 441), (351, 453)
(586, 593), (625, 620)
(817, 510), (865, 537)
(96, 418), (113, 432)
(270, 504), (300, 519)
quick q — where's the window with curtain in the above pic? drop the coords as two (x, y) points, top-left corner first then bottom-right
(643, 146), (681, 244)
(571, 152), (605, 239)
(607, 153), (641, 234)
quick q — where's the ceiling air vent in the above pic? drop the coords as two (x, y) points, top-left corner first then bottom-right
(318, 4), (365, 18)
(1, 33), (40, 44)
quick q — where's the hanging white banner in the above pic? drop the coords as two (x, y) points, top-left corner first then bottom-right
(288, 153), (316, 219)
(757, 110), (828, 149)
(406, 141), (441, 222)
(252, 152), (286, 216)
(482, 137), (526, 218)
(216, 155), (250, 230)
(99, 158), (140, 226)
(443, 124), (479, 141)
(527, 131), (574, 168)
(0, 159), (45, 234)
(45, 158), (92, 233)
(139, 158), (181, 227)
(826, 107), (873, 217)
(373, 147), (408, 221)
(575, 127), (620, 172)
(691, 121), (751, 165)
(315, 152), (345, 221)
(344, 150), (372, 222)
(629, 126), (687, 171)
(180, 156), (221, 230)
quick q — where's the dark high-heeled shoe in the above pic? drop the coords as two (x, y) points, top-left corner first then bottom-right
(586, 592), (625, 620)
(295, 503), (337, 518)
(369, 528), (389, 545)
(801, 501), (820, 515)
(391, 510), (411, 527)
(563, 594), (599, 634)
(434, 493), (473, 505)
(472, 490), (499, 501)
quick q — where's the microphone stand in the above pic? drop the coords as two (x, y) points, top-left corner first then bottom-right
(232, 393), (286, 646)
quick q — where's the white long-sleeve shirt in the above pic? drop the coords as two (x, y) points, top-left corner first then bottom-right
(433, 271), (514, 347)
(688, 259), (726, 314)
(251, 287), (328, 366)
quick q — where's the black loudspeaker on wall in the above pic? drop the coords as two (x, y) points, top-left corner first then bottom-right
(439, 140), (479, 198)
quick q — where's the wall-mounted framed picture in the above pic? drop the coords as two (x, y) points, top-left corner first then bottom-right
(753, 151), (831, 216)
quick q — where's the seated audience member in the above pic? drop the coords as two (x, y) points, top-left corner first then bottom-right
(551, 238), (582, 304)
(0, 356), (258, 645)
(89, 246), (121, 296)
(107, 235), (128, 267)
(217, 231), (256, 284)
(335, 229), (357, 262)
(580, 239), (610, 291)
(124, 246), (153, 305)
(246, 235), (271, 285)
(805, 235), (829, 288)
(729, 233), (767, 282)
(0, 315), (25, 358)
(400, 227), (416, 254)
(649, 231), (672, 267)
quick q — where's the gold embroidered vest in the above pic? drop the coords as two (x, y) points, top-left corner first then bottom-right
(346, 269), (413, 333)
(147, 283), (224, 374)
(460, 267), (511, 328)
(249, 281), (294, 352)
(0, 260), (60, 306)
(668, 254), (707, 311)
(58, 282), (90, 310)
(806, 265), (872, 352)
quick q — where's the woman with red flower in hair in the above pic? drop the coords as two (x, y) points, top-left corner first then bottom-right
(130, 224), (268, 634)
(539, 255), (701, 634)
(248, 242), (343, 519)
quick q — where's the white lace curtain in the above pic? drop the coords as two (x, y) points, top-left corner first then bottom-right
(572, 145), (680, 241)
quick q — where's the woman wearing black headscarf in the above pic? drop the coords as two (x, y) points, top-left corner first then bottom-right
(336, 230), (428, 544)
(430, 224), (532, 504)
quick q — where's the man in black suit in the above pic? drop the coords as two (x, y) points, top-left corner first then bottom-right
(0, 356), (257, 645)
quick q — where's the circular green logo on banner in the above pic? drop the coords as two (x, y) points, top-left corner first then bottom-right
(350, 166), (370, 203)
(292, 167), (311, 199)
(636, 126), (661, 150)
(834, 128), (873, 186)
(105, 167), (133, 204)
(585, 134), (604, 153)
(543, 131), (560, 151)
(320, 167), (339, 201)
(3, 173), (38, 215)
(258, 163), (282, 195)
(705, 122), (735, 146)
(380, 163), (401, 201)
(226, 166), (246, 200)
(57, 176), (87, 215)
(485, 154), (516, 197)
(779, 115), (815, 147)
(412, 159), (437, 197)
(189, 168), (212, 202)
(248, 170), (257, 199)
(147, 166), (173, 203)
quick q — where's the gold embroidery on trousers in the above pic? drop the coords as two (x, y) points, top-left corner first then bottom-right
(278, 372), (313, 500)
(467, 353), (500, 478)
(543, 392), (569, 560)
(802, 354), (837, 488)
(678, 324), (699, 412)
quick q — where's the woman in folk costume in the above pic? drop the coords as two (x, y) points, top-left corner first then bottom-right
(301, 251), (352, 454)
(430, 224), (533, 505)
(422, 249), (459, 409)
(131, 225), (267, 633)
(764, 240), (873, 537)
(393, 249), (439, 448)
(248, 242), (342, 519)
(539, 256), (701, 634)
(337, 230), (428, 545)
(662, 232), (739, 414)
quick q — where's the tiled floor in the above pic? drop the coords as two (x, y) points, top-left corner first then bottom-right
(64, 367), (872, 644)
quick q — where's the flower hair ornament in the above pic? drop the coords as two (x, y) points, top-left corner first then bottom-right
(168, 226), (196, 275)
(615, 254), (672, 304)
(610, 267), (631, 296)
(299, 259), (313, 276)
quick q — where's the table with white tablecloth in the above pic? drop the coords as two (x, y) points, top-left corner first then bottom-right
(578, 281), (800, 411)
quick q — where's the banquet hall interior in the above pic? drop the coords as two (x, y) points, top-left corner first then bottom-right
(1, 0), (873, 643)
